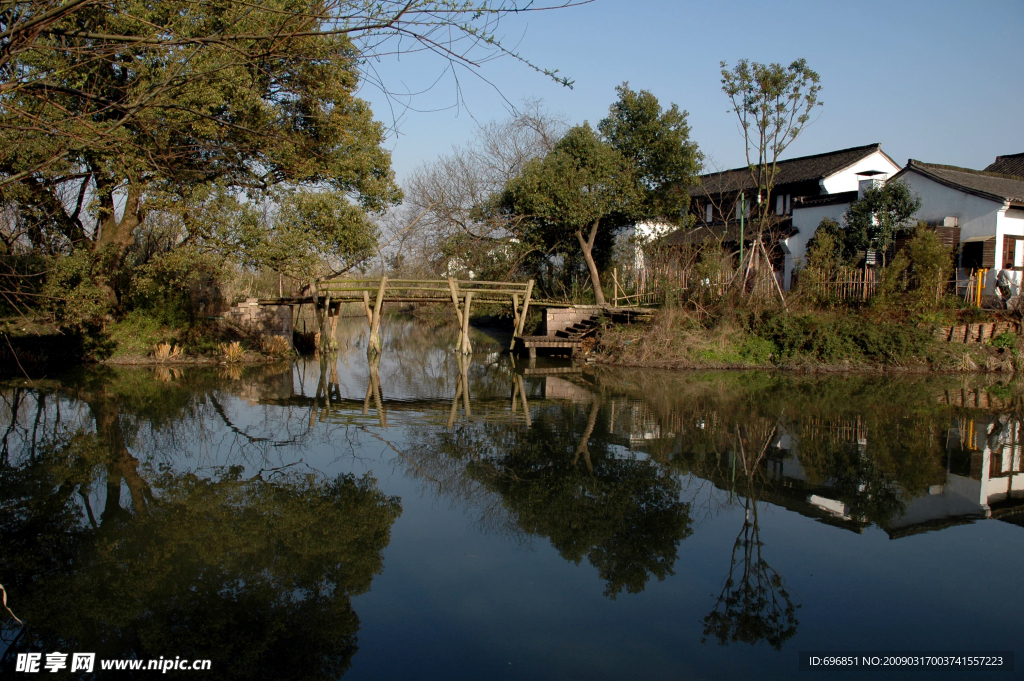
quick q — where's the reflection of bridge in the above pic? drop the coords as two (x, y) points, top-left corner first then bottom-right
(258, 358), (598, 429)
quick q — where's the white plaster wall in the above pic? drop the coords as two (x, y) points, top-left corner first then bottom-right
(997, 211), (1024, 290)
(900, 171), (1004, 292)
(901, 171), (1002, 241)
(819, 150), (902, 194)
(783, 201), (852, 289)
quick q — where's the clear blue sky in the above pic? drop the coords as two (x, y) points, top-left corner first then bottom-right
(357, 0), (1023, 184)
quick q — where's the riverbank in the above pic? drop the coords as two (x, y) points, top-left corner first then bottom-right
(594, 307), (1021, 373)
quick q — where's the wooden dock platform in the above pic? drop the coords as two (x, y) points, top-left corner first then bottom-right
(516, 335), (583, 359)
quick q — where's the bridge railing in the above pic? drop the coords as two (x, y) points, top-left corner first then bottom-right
(316, 278), (531, 302)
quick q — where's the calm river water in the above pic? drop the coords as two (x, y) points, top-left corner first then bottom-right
(1, 319), (1022, 679)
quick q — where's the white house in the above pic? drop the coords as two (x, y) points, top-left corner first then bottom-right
(890, 160), (1024, 295)
(783, 146), (902, 289)
(662, 143), (902, 290)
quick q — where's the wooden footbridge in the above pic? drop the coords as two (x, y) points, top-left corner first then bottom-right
(268, 276), (534, 355)
(262, 275), (654, 356)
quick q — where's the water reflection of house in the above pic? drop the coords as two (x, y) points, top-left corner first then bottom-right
(610, 407), (1024, 537)
(541, 377), (595, 403)
(888, 414), (1024, 538)
(605, 399), (676, 453)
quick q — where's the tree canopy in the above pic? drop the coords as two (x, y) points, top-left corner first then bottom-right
(720, 59), (822, 238)
(0, 0), (583, 328)
(842, 179), (922, 265)
(498, 84), (699, 304)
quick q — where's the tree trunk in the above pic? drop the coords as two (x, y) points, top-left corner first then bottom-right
(90, 176), (145, 310)
(576, 218), (606, 306)
(89, 393), (153, 521)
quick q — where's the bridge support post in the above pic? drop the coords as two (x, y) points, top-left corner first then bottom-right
(461, 292), (473, 355)
(367, 275), (387, 357)
(510, 293), (521, 351)
(514, 280), (534, 340)
(447, 278), (472, 356)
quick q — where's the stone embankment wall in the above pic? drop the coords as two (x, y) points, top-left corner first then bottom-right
(543, 306), (602, 336)
(934, 321), (1018, 344)
(226, 299), (293, 339)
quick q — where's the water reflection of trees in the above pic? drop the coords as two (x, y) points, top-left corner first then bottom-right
(702, 423), (798, 651)
(408, 398), (694, 599)
(0, 373), (401, 679)
(596, 370), (953, 530)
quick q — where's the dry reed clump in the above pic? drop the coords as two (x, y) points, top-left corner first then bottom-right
(260, 335), (293, 356)
(217, 341), (245, 362)
(604, 307), (754, 367)
(152, 342), (183, 361)
(956, 352), (979, 372)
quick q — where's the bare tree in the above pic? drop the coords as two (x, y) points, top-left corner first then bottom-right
(380, 99), (568, 277)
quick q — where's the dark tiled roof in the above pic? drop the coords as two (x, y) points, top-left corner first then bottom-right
(794, 190), (858, 208)
(692, 143), (891, 197)
(984, 153), (1024, 178)
(897, 160), (1024, 204)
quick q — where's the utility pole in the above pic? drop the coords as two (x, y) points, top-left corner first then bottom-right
(739, 192), (745, 268)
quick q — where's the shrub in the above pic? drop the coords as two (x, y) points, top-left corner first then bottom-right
(260, 335), (293, 356)
(989, 332), (1016, 349)
(754, 311), (932, 364)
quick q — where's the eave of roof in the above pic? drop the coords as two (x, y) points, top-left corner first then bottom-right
(893, 160), (1024, 204)
(793, 190), (859, 209)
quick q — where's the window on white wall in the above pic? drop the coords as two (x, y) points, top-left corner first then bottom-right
(785, 194), (791, 214)
(706, 203), (713, 223)
(776, 195), (784, 216)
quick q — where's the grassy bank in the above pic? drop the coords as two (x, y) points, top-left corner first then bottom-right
(597, 307), (1020, 373)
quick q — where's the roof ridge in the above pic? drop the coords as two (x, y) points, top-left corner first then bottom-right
(910, 159), (1024, 182)
(994, 152), (1024, 161)
(701, 143), (881, 178)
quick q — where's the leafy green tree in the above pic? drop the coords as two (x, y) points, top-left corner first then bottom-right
(501, 123), (638, 304)
(500, 85), (699, 304)
(842, 179), (922, 266)
(720, 59), (822, 239)
(598, 83), (701, 227)
(2, 0), (401, 320)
